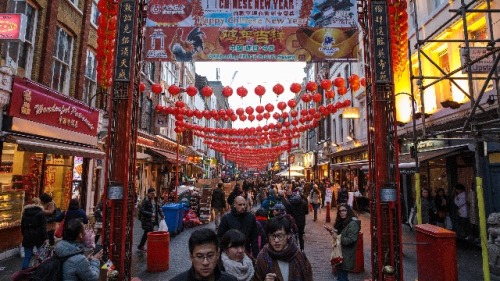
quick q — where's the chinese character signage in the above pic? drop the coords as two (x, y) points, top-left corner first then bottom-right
(144, 0), (359, 62)
(0, 13), (26, 41)
(371, 2), (392, 83)
(8, 77), (99, 136)
(114, 0), (136, 81)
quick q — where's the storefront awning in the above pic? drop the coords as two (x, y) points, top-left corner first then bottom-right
(146, 148), (189, 164)
(398, 145), (469, 168)
(330, 160), (368, 170)
(9, 135), (106, 159)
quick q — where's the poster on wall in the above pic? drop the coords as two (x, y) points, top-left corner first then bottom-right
(144, 0), (359, 62)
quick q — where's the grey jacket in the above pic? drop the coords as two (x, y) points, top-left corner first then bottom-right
(339, 218), (361, 271)
(54, 240), (100, 281)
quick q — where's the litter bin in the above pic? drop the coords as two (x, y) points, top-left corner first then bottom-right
(415, 224), (457, 281)
(147, 231), (170, 272)
(353, 232), (364, 273)
(162, 203), (184, 234)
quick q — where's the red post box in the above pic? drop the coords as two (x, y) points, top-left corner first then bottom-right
(415, 224), (457, 281)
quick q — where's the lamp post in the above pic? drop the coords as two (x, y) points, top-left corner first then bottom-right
(395, 92), (421, 224)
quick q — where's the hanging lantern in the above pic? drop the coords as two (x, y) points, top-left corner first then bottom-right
(175, 100), (185, 108)
(236, 108), (245, 116)
(248, 114), (255, 122)
(273, 83), (285, 95)
(263, 112), (271, 119)
(348, 74), (360, 85)
(290, 109), (298, 118)
(342, 106), (360, 119)
(333, 77), (345, 88)
(222, 86), (233, 98)
(265, 103), (274, 112)
(338, 86), (348, 95)
(237, 86), (248, 98)
(139, 82), (146, 92)
(312, 93), (322, 103)
(301, 93), (312, 103)
(151, 83), (163, 95)
(320, 79), (332, 90)
(239, 115), (247, 121)
(306, 81), (318, 92)
(254, 85), (266, 100)
(168, 84), (181, 96)
(185, 85), (198, 97)
(255, 105), (265, 114)
(256, 114), (263, 121)
(360, 77), (367, 87)
(325, 90), (335, 99)
(351, 83), (361, 92)
(290, 83), (302, 94)
(201, 85), (213, 97)
(287, 99), (298, 108)
(277, 101), (287, 111)
(245, 106), (254, 115)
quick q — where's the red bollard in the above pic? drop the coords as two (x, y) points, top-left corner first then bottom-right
(326, 202), (331, 223)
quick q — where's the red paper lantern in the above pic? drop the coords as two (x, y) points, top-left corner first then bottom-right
(343, 100), (352, 107)
(351, 83), (360, 92)
(254, 85), (266, 97)
(263, 112), (271, 119)
(272, 83), (285, 95)
(325, 90), (335, 99)
(348, 74), (360, 85)
(277, 101), (287, 111)
(236, 108), (245, 116)
(168, 84), (181, 96)
(230, 115), (238, 121)
(338, 86), (348, 95)
(222, 86), (233, 98)
(290, 83), (302, 94)
(320, 79), (332, 90)
(265, 103), (274, 112)
(308, 108), (316, 115)
(175, 100), (185, 108)
(290, 109), (298, 118)
(237, 86), (248, 98)
(300, 109), (308, 116)
(226, 108), (234, 116)
(239, 115), (247, 121)
(281, 112), (289, 119)
(360, 77), (367, 87)
(306, 81), (318, 92)
(312, 93), (322, 103)
(301, 93), (312, 103)
(139, 82), (146, 92)
(151, 83), (163, 95)
(333, 77), (345, 88)
(256, 114), (263, 121)
(245, 106), (254, 115)
(255, 105), (265, 114)
(201, 86), (213, 97)
(287, 99), (298, 108)
(291, 119), (299, 126)
(185, 85), (198, 97)
(248, 114), (255, 122)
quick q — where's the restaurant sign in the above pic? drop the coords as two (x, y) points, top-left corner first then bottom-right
(8, 77), (100, 136)
(0, 13), (26, 41)
(144, 0), (359, 62)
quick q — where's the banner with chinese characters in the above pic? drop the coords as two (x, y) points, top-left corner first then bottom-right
(371, 2), (392, 83)
(144, 0), (359, 62)
(114, 0), (136, 82)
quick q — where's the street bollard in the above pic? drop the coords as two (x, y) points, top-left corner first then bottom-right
(326, 202), (331, 222)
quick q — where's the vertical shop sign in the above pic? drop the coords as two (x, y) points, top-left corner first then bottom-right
(371, 2), (392, 83)
(114, 0), (136, 81)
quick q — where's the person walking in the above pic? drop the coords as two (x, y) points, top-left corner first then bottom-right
(20, 198), (47, 269)
(137, 188), (164, 251)
(309, 184), (322, 222)
(219, 229), (255, 281)
(212, 183), (227, 230)
(39, 193), (57, 246)
(454, 183), (470, 240)
(171, 228), (237, 281)
(227, 184), (243, 206)
(328, 203), (360, 281)
(54, 218), (103, 281)
(254, 215), (313, 281)
(434, 188), (449, 227)
(55, 198), (89, 225)
(419, 188), (436, 224)
(285, 193), (308, 251)
(217, 196), (260, 258)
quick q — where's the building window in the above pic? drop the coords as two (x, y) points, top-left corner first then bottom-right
(83, 50), (97, 106)
(90, 0), (99, 27)
(432, 0), (447, 9)
(140, 95), (152, 132)
(68, 0), (80, 8)
(51, 27), (73, 94)
(437, 49), (452, 103)
(1, 0), (37, 76)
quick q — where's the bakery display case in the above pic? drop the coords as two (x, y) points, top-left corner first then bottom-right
(0, 190), (24, 229)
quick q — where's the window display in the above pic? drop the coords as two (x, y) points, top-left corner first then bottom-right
(0, 190), (25, 229)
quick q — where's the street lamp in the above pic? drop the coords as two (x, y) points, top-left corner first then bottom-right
(395, 92), (422, 225)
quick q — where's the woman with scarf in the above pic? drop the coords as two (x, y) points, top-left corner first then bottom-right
(219, 229), (255, 281)
(330, 203), (360, 281)
(254, 215), (312, 281)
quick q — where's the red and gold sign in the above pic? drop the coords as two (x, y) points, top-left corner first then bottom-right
(0, 14), (24, 41)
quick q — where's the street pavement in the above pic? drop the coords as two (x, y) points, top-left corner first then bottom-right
(1, 206), (500, 281)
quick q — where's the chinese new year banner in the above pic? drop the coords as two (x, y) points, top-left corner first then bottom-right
(145, 0), (359, 62)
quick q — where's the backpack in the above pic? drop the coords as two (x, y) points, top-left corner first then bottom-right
(12, 251), (81, 281)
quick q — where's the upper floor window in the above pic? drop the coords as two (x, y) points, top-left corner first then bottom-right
(68, 0), (80, 8)
(90, 0), (99, 27)
(51, 27), (73, 94)
(432, 0), (447, 10)
(83, 50), (97, 106)
(0, 0), (37, 76)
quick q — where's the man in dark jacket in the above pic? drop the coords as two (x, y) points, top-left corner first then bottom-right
(284, 193), (309, 251)
(217, 196), (259, 257)
(138, 188), (164, 251)
(171, 228), (237, 281)
(21, 198), (47, 269)
(211, 183), (226, 229)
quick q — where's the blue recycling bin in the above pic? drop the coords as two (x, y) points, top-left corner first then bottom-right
(162, 203), (184, 234)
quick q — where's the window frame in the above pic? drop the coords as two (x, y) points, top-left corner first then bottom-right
(83, 49), (97, 106)
(51, 26), (74, 94)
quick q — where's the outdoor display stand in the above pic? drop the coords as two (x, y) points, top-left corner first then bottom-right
(198, 185), (213, 223)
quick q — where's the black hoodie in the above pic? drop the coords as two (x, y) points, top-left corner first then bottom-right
(21, 204), (47, 248)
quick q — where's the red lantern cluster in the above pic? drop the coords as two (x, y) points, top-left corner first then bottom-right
(96, 0), (118, 88)
(389, 0), (409, 74)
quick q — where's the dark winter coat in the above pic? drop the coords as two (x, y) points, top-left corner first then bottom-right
(217, 209), (259, 257)
(21, 204), (47, 248)
(285, 195), (309, 234)
(338, 218), (361, 271)
(171, 266), (237, 281)
(55, 208), (89, 224)
(140, 197), (164, 231)
(54, 240), (100, 281)
(211, 188), (226, 209)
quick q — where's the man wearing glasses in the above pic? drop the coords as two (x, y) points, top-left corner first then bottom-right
(171, 228), (237, 281)
(254, 216), (313, 281)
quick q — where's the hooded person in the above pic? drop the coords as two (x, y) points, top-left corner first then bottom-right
(20, 198), (47, 269)
(284, 193), (309, 251)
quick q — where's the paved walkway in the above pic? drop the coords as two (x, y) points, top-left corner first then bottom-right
(1, 206), (499, 280)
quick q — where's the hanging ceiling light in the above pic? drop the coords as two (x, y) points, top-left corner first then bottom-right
(342, 107), (360, 119)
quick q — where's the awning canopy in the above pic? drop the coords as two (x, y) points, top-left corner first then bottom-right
(398, 145), (469, 168)
(147, 148), (189, 164)
(330, 160), (368, 170)
(8, 135), (106, 159)
(277, 170), (305, 177)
